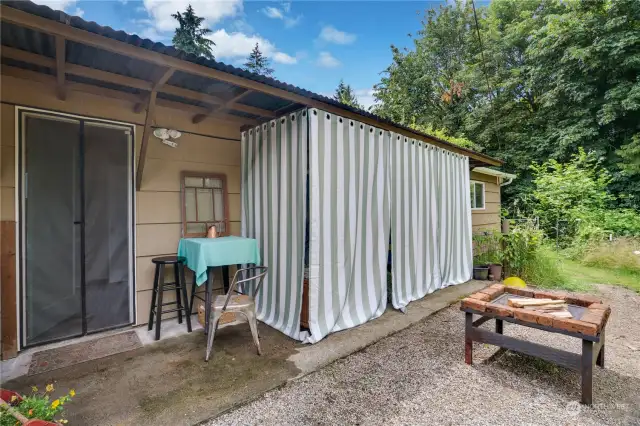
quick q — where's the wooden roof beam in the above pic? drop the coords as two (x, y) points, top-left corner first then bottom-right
(136, 66), (176, 190)
(0, 64), (258, 127)
(193, 89), (251, 124)
(55, 35), (66, 100)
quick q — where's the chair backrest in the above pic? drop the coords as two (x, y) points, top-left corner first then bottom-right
(221, 266), (268, 311)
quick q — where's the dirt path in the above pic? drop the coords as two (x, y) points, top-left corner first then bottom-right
(209, 285), (640, 425)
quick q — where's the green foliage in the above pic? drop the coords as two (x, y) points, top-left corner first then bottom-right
(243, 43), (274, 77)
(373, 0), (640, 209)
(582, 238), (640, 273)
(172, 5), (215, 59)
(473, 231), (503, 265)
(410, 121), (479, 150)
(530, 147), (614, 232)
(503, 223), (543, 277)
(334, 80), (363, 109)
(0, 385), (75, 425)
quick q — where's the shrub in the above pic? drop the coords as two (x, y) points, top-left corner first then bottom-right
(473, 230), (503, 266)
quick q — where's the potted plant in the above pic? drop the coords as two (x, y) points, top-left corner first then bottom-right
(485, 231), (504, 281)
(472, 233), (490, 280)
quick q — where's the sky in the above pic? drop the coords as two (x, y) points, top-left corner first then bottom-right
(34, 0), (452, 108)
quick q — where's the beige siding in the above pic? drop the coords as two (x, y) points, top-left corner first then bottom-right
(471, 171), (502, 232)
(1, 75), (249, 326)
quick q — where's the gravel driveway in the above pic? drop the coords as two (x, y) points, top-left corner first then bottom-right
(208, 284), (640, 426)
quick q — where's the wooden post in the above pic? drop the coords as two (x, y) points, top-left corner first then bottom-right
(465, 312), (473, 365)
(581, 339), (593, 405)
(55, 35), (66, 100)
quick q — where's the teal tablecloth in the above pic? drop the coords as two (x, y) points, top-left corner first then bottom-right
(178, 237), (261, 285)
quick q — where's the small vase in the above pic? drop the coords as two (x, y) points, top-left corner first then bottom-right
(207, 225), (218, 238)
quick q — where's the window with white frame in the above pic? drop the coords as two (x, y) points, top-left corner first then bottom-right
(470, 181), (485, 210)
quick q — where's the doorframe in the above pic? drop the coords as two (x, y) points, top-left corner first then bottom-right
(15, 106), (137, 350)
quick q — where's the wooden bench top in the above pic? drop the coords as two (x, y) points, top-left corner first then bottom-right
(460, 284), (611, 337)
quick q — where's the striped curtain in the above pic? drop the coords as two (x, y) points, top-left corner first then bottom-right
(390, 135), (473, 310)
(307, 109), (391, 343)
(241, 109), (308, 341)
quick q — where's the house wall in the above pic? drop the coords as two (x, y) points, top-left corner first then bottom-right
(0, 75), (248, 356)
(471, 171), (502, 232)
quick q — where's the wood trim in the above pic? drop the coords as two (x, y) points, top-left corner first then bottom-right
(55, 35), (66, 100)
(1, 221), (17, 359)
(0, 4), (501, 166)
(180, 171), (230, 238)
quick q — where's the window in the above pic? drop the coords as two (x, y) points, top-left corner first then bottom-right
(470, 181), (485, 210)
(181, 172), (229, 237)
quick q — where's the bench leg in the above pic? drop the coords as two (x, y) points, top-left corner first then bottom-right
(581, 339), (593, 405)
(465, 312), (473, 365)
(596, 330), (605, 368)
(495, 318), (504, 334)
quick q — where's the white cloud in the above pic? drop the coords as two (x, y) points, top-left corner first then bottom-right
(261, 3), (302, 28)
(142, 0), (243, 32)
(34, 0), (77, 12)
(355, 88), (377, 110)
(317, 51), (341, 68)
(207, 29), (296, 64)
(318, 25), (356, 45)
(262, 6), (284, 19)
(72, 7), (84, 17)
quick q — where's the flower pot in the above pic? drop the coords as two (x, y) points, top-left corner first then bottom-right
(0, 389), (22, 405)
(473, 266), (489, 280)
(489, 264), (503, 281)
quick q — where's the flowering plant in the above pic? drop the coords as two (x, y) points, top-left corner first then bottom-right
(0, 384), (75, 425)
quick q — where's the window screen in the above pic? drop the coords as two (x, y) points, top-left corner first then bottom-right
(470, 181), (485, 210)
(181, 172), (229, 237)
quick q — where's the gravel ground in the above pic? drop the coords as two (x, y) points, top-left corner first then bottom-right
(208, 285), (640, 426)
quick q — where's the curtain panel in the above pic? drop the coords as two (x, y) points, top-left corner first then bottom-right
(390, 135), (473, 310)
(241, 110), (308, 341)
(307, 109), (391, 343)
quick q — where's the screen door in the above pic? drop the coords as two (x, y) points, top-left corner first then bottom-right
(22, 111), (134, 347)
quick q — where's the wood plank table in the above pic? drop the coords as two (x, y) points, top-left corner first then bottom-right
(461, 284), (611, 405)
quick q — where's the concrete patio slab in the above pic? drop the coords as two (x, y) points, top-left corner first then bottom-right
(1, 280), (487, 425)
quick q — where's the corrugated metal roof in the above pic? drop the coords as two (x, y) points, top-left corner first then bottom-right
(2, 0), (502, 164)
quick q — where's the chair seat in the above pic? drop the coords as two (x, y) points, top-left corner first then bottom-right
(152, 255), (186, 265)
(213, 294), (254, 311)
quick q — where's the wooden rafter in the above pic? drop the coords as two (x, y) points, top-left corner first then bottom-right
(55, 35), (66, 100)
(0, 64), (258, 127)
(193, 89), (251, 124)
(0, 46), (274, 118)
(0, 4), (502, 165)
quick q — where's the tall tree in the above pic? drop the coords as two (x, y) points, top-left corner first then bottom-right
(373, 0), (640, 210)
(334, 79), (363, 109)
(172, 4), (215, 59)
(243, 43), (274, 77)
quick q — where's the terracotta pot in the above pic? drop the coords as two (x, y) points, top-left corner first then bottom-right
(473, 266), (489, 280)
(489, 264), (503, 281)
(0, 389), (22, 405)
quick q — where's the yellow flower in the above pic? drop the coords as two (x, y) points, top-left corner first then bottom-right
(10, 395), (17, 402)
(46, 384), (54, 392)
(31, 386), (38, 392)
(60, 420), (69, 424)
(51, 399), (60, 409)
(69, 389), (76, 397)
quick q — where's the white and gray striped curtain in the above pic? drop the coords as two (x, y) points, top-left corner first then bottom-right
(390, 135), (473, 310)
(241, 109), (308, 341)
(307, 109), (391, 343)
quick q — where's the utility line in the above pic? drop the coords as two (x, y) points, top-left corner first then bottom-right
(471, 0), (493, 100)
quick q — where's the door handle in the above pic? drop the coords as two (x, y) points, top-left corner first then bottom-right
(74, 221), (82, 225)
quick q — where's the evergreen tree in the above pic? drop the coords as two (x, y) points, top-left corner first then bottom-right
(172, 5), (215, 59)
(334, 79), (363, 109)
(243, 43), (274, 77)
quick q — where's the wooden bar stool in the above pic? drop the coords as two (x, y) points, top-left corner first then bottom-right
(148, 256), (192, 340)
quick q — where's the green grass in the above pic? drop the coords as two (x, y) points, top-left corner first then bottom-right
(558, 257), (640, 293)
